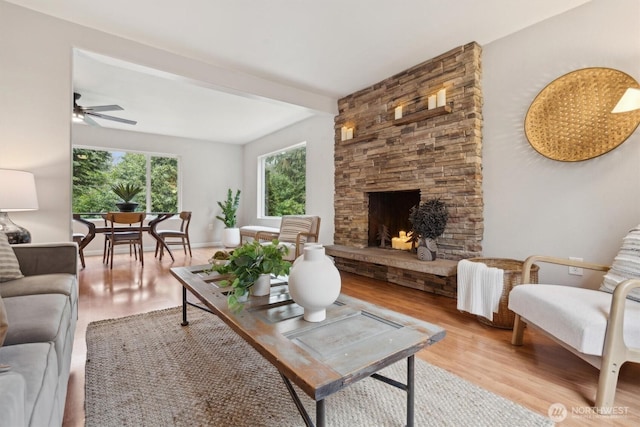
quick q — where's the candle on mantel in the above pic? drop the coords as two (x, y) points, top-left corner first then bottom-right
(394, 106), (403, 119)
(428, 95), (437, 110)
(345, 127), (353, 140)
(341, 126), (348, 141)
(437, 88), (446, 107)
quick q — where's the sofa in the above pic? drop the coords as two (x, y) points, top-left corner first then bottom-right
(0, 239), (79, 427)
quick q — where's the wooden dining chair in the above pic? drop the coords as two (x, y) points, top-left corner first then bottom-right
(104, 212), (145, 269)
(154, 211), (192, 260)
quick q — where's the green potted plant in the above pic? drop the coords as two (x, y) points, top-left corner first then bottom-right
(111, 183), (143, 212)
(408, 198), (449, 261)
(216, 188), (241, 247)
(208, 240), (290, 312)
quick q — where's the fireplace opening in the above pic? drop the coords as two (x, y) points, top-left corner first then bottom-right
(368, 190), (420, 247)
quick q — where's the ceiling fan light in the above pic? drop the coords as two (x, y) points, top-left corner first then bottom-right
(72, 111), (84, 122)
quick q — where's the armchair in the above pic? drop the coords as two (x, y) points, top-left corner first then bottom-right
(509, 255), (640, 411)
(254, 215), (321, 260)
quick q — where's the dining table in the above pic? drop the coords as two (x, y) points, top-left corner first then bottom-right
(73, 212), (178, 262)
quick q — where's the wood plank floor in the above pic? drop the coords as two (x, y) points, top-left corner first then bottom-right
(63, 247), (639, 426)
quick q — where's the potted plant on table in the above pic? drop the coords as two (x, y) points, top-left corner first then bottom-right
(208, 240), (291, 312)
(111, 183), (143, 212)
(408, 198), (449, 261)
(216, 188), (241, 247)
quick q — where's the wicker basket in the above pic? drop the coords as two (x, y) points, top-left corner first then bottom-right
(467, 258), (539, 330)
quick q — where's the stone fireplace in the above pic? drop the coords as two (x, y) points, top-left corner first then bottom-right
(367, 190), (419, 247)
(333, 42), (484, 262)
(328, 43), (483, 297)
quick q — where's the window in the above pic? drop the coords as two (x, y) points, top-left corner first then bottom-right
(258, 143), (306, 217)
(72, 147), (179, 214)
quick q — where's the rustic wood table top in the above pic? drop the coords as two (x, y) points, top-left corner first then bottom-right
(170, 264), (446, 426)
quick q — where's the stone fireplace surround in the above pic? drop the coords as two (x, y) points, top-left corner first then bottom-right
(330, 42), (483, 296)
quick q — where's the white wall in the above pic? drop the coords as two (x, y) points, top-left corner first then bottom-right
(482, 0), (640, 286)
(242, 115), (336, 246)
(72, 124), (242, 253)
(0, 1), (334, 244)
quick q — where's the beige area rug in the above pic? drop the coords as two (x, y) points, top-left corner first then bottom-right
(85, 307), (553, 427)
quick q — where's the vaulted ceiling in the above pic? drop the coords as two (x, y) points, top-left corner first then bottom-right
(7, 0), (590, 143)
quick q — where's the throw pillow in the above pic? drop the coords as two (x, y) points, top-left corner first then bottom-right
(0, 232), (23, 283)
(600, 224), (640, 302)
(278, 216), (314, 244)
(0, 294), (8, 347)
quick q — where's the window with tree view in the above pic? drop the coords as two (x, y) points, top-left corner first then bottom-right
(72, 147), (179, 214)
(261, 143), (306, 217)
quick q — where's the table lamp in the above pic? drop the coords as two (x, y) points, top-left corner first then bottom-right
(0, 169), (39, 244)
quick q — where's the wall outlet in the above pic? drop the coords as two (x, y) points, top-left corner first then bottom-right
(569, 257), (583, 276)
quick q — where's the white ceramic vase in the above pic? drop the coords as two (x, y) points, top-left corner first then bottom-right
(252, 273), (271, 296)
(288, 245), (341, 322)
(221, 227), (240, 248)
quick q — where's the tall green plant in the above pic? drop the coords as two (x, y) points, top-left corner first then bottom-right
(216, 188), (241, 228)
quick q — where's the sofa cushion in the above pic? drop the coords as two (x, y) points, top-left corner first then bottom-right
(600, 224), (640, 302)
(0, 342), (58, 427)
(0, 371), (26, 426)
(509, 284), (640, 356)
(0, 273), (78, 307)
(3, 294), (71, 373)
(0, 232), (23, 282)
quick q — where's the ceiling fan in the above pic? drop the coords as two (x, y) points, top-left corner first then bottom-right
(72, 92), (137, 126)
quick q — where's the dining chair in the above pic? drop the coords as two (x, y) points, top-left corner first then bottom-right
(104, 212), (145, 269)
(73, 219), (97, 269)
(154, 211), (192, 260)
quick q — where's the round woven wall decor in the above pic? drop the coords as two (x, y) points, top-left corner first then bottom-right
(525, 67), (640, 162)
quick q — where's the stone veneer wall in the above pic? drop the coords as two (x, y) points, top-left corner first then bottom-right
(334, 42), (483, 260)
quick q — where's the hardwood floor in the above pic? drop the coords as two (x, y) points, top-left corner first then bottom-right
(63, 247), (639, 426)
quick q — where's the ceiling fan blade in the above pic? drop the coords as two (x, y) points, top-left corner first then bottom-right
(82, 115), (101, 126)
(88, 112), (137, 125)
(83, 105), (124, 113)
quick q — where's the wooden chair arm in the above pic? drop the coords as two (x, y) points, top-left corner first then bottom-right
(607, 279), (640, 355)
(294, 232), (319, 258)
(521, 255), (610, 283)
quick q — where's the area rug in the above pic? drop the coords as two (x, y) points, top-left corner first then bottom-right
(85, 307), (553, 427)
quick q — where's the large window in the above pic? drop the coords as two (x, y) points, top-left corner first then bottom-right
(72, 147), (179, 214)
(259, 143), (306, 217)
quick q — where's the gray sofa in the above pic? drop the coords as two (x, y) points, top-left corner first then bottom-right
(0, 243), (78, 427)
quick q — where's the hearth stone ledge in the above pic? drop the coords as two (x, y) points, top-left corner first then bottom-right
(325, 245), (458, 298)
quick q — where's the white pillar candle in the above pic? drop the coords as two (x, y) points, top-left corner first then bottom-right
(437, 88), (446, 107)
(428, 95), (436, 110)
(346, 127), (353, 140)
(394, 106), (403, 119)
(341, 126), (347, 141)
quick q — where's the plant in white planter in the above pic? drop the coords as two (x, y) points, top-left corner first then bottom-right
(216, 188), (241, 247)
(408, 198), (448, 261)
(208, 240), (290, 312)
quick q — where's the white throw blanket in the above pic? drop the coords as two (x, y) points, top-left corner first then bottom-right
(457, 259), (504, 320)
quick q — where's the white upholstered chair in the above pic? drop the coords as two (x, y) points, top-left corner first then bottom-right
(254, 215), (321, 261)
(509, 249), (640, 411)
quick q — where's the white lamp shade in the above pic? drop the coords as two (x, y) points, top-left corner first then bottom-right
(612, 88), (640, 113)
(0, 169), (39, 211)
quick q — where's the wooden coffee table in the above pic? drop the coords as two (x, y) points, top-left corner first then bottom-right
(170, 265), (445, 427)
